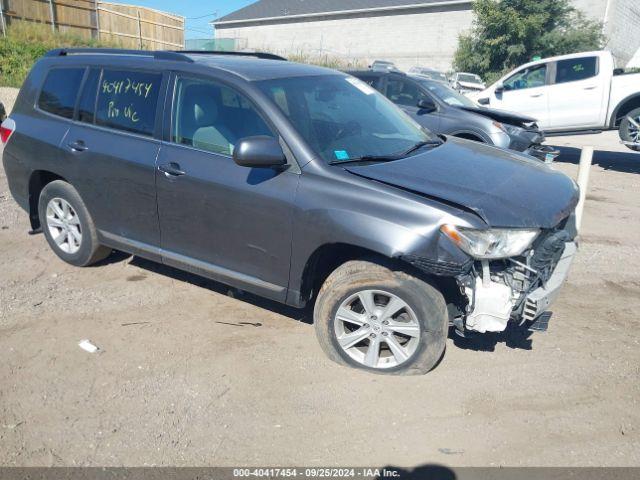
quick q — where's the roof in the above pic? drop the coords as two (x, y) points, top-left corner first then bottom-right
(215, 0), (472, 25)
(186, 54), (340, 81)
(43, 49), (341, 82)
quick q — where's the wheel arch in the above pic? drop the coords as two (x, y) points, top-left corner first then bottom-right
(609, 94), (640, 128)
(28, 170), (68, 230)
(294, 242), (463, 313)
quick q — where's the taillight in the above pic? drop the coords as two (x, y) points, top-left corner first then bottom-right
(1, 118), (15, 144)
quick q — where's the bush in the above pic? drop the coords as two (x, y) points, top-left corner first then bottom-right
(0, 23), (120, 88)
(454, 0), (606, 84)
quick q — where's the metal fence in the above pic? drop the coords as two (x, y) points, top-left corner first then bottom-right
(0, 0), (184, 49)
(184, 38), (246, 52)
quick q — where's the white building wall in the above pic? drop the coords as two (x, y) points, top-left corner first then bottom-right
(603, 0), (640, 67)
(216, 8), (474, 71)
(216, 0), (638, 70)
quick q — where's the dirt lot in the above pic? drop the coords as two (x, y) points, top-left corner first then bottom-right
(1, 97), (639, 466)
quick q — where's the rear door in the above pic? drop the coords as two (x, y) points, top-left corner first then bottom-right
(63, 67), (166, 251)
(490, 63), (550, 127)
(155, 73), (298, 301)
(545, 56), (605, 129)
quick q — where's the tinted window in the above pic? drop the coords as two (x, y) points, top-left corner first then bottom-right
(504, 64), (547, 91)
(95, 70), (162, 136)
(556, 57), (598, 84)
(172, 77), (273, 156)
(77, 68), (100, 123)
(385, 78), (425, 107)
(38, 68), (85, 119)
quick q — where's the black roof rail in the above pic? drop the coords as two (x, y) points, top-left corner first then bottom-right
(45, 48), (193, 63)
(175, 50), (287, 61)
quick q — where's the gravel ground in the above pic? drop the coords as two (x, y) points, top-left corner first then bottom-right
(0, 87), (639, 467)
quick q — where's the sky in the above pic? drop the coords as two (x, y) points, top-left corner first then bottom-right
(125, 0), (257, 39)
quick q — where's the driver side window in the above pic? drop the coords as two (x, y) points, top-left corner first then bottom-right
(503, 64), (547, 91)
(385, 78), (424, 107)
(172, 76), (273, 156)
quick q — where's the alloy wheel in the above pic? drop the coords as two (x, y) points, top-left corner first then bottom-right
(334, 289), (421, 369)
(627, 113), (640, 143)
(46, 197), (82, 254)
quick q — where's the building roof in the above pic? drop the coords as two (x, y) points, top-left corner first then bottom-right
(215, 0), (470, 25)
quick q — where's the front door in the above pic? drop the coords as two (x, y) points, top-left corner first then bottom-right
(384, 76), (441, 132)
(155, 75), (298, 301)
(490, 63), (550, 128)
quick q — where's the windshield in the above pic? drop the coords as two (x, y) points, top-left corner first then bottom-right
(414, 78), (477, 108)
(256, 75), (438, 164)
(458, 73), (482, 84)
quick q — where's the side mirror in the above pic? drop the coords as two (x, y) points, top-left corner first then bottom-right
(233, 136), (287, 168)
(0, 102), (6, 123)
(417, 98), (436, 112)
(494, 82), (505, 94)
(478, 97), (490, 105)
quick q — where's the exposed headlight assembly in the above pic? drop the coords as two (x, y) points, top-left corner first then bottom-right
(441, 224), (539, 259)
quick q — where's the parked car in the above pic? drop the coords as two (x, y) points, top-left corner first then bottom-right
(349, 70), (557, 161)
(370, 60), (400, 73)
(469, 51), (640, 151)
(450, 72), (485, 94)
(408, 67), (448, 84)
(1, 48), (579, 375)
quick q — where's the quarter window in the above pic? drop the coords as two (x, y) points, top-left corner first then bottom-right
(555, 57), (598, 84)
(503, 64), (547, 91)
(95, 69), (162, 136)
(38, 68), (85, 119)
(172, 77), (273, 156)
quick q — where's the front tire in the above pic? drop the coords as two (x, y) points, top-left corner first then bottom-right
(619, 107), (640, 152)
(38, 180), (111, 267)
(314, 260), (448, 375)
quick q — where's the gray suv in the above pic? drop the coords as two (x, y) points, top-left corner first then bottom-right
(1, 49), (579, 375)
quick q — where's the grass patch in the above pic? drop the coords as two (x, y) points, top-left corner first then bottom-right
(0, 23), (121, 88)
(288, 53), (366, 71)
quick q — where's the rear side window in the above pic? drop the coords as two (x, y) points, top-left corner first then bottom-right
(38, 68), (85, 119)
(77, 68), (100, 124)
(95, 69), (162, 136)
(555, 57), (598, 84)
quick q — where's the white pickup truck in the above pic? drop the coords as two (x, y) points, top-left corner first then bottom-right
(470, 51), (640, 150)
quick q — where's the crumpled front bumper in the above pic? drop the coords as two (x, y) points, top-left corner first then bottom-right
(521, 241), (577, 322)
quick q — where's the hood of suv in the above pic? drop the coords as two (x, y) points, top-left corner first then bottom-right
(345, 137), (578, 228)
(459, 106), (538, 129)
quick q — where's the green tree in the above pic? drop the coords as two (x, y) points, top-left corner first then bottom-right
(453, 0), (605, 84)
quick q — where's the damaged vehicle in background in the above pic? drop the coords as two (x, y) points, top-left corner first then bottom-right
(349, 70), (558, 161)
(450, 72), (486, 94)
(2, 49), (579, 375)
(408, 66), (449, 84)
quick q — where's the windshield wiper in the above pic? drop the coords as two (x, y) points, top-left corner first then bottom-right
(329, 139), (442, 165)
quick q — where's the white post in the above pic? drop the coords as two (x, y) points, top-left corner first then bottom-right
(0, 3), (6, 37)
(575, 146), (594, 232)
(48, 0), (56, 33)
(137, 9), (142, 49)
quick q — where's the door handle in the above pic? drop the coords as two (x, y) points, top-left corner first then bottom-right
(530, 93), (544, 98)
(158, 162), (186, 177)
(583, 85), (597, 90)
(67, 140), (88, 152)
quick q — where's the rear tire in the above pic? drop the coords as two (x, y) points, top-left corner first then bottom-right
(314, 260), (448, 375)
(38, 180), (111, 267)
(619, 107), (640, 152)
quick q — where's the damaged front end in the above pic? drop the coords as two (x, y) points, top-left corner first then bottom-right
(449, 217), (578, 335)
